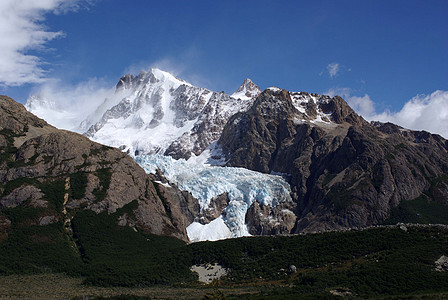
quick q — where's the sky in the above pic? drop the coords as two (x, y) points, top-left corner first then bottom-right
(0, 0), (447, 137)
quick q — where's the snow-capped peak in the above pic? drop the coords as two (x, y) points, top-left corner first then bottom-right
(78, 69), (259, 158)
(116, 68), (191, 93)
(25, 69), (259, 159)
(267, 87), (282, 92)
(149, 68), (191, 87)
(231, 78), (261, 100)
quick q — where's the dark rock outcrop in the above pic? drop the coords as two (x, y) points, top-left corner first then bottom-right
(245, 200), (297, 235)
(218, 88), (448, 233)
(197, 192), (230, 225)
(0, 95), (197, 241)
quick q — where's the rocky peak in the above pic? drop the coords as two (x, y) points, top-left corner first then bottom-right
(115, 74), (136, 91)
(231, 78), (262, 100)
(319, 95), (366, 125)
(1, 95), (49, 135)
(250, 88), (297, 119)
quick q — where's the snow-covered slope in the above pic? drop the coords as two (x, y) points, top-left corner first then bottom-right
(289, 91), (334, 124)
(135, 154), (292, 242)
(26, 69), (260, 159)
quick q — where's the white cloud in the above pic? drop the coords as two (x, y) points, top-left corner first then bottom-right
(326, 87), (376, 116)
(27, 77), (114, 131)
(327, 63), (340, 78)
(325, 88), (448, 139)
(371, 90), (448, 139)
(0, 0), (88, 86)
(326, 87), (351, 98)
(347, 94), (376, 117)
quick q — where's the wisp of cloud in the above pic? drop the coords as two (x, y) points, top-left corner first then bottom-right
(327, 63), (340, 78)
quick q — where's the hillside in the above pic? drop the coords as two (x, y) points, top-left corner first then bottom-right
(0, 95), (203, 244)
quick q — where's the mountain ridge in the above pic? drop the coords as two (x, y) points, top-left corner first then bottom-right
(217, 88), (448, 233)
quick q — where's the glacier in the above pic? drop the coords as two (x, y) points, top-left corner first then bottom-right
(134, 154), (292, 242)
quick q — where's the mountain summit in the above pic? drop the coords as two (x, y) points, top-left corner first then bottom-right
(231, 78), (262, 100)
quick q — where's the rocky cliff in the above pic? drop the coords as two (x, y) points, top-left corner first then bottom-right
(0, 95), (197, 242)
(218, 88), (448, 233)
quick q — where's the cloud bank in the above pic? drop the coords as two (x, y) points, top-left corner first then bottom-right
(0, 0), (87, 86)
(326, 88), (448, 139)
(372, 90), (448, 138)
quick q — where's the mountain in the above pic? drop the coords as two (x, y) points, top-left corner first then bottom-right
(26, 69), (261, 160)
(0, 95), (199, 242)
(217, 88), (448, 233)
(24, 70), (448, 238)
(4, 74), (448, 296)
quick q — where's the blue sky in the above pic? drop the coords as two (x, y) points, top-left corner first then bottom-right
(0, 0), (447, 136)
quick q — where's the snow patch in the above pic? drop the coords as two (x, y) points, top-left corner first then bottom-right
(187, 141), (227, 166)
(187, 216), (232, 242)
(267, 87), (281, 92)
(289, 92), (334, 124)
(154, 180), (171, 188)
(190, 263), (228, 284)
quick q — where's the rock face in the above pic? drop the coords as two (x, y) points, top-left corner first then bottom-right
(218, 88), (448, 233)
(197, 193), (230, 225)
(245, 200), (297, 235)
(0, 95), (197, 241)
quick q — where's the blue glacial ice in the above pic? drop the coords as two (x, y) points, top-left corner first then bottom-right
(134, 154), (292, 242)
